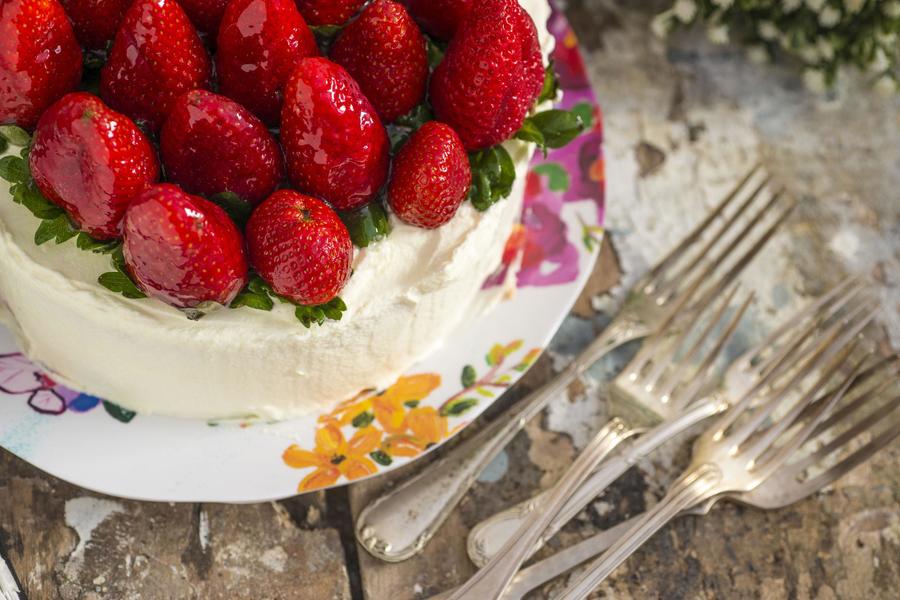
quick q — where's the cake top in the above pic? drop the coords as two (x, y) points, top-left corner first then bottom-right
(0, 0), (583, 327)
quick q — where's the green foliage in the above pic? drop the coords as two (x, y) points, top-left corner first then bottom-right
(468, 145), (516, 211)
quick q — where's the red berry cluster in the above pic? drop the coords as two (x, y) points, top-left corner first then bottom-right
(0, 0), (545, 315)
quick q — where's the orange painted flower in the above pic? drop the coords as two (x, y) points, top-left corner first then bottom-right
(283, 424), (383, 492)
(406, 406), (448, 447)
(321, 374), (442, 434)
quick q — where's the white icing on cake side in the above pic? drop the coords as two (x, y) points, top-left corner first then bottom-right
(0, 0), (554, 419)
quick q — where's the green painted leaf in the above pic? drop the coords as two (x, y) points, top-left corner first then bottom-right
(0, 125), (31, 147)
(0, 155), (29, 184)
(475, 387), (494, 398)
(352, 411), (375, 428)
(98, 271), (147, 299)
(340, 200), (392, 248)
(370, 450), (393, 466)
(440, 398), (479, 417)
(103, 401), (137, 423)
(533, 163), (570, 192)
(461, 365), (477, 388)
(404, 400), (420, 408)
(211, 192), (254, 228)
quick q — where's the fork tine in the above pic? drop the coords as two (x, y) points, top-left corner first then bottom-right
(740, 343), (862, 466)
(749, 355), (867, 474)
(656, 174), (771, 295)
(640, 285), (742, 394)
(667, 292), (755, 409)
(714, 303), (879, 443)
(643, 164), (762, 292)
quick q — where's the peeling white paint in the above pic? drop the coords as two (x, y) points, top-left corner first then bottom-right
(63, 497), (124, 580)
(198, 509), (210, 552)
(259, 547), (287, 573)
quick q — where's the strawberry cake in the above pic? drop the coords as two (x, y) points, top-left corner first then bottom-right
(0, 0), (578, 419)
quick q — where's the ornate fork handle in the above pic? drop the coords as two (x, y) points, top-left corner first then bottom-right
(556, 464), (722, 600)
(356, 318), (645, 562)
(467, 396), (728, 566)
(445, 418), (634, 600)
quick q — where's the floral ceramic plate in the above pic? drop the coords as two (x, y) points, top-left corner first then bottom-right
(0, 4), (605, 502)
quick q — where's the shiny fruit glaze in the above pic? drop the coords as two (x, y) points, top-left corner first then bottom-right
(404, 0), (472, 41)
(59, 0), (130, 50)
(29, 93), (160, 240)
(295, 0), (366, 26)
(177, 0), (230, 36)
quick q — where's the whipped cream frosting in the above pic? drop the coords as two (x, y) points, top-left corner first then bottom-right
(0, 0), (553, 419)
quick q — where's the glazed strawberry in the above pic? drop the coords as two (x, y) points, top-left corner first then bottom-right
(217, 0), (318, 126)
(296, 0), (365, 26)
(123, 184), (248, 308)
(0, 0), (82, 130)
(177, 0), (230, 35)
(388, 122), (470, 229)
(29, 93), (160, 240)
(404, 0), (472, 40)
(430, 0), (544, 151)
(330, 0), (427, 123)
(281, 58), (389, 211)
(246, 190), (352, 306)
(160, 91), (284, 206)
(100, 0), (211, 131)
(60, 0), (130, 49)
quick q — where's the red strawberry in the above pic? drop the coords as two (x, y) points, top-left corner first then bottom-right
(388, 122), (470, 229)
(123, 184), (248, 308)
(246, 190), (352, 306)
(177, 0), (230, 35)
(295, 0), (365, 26)
(60, 0), (130, 49)
(160, 90), (284, 206)
(29, 93), (160, 240)
(100, 0), (211, 132)
(281, 57), (389, 212)
(404, 0), (472, 40)
(216, 0), (318, 127)
(0, 0), (82, 130)
(430, 0), (544, 151)
(330, 0), (427, 123)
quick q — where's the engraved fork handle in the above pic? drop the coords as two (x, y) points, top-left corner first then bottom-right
(466, 396), (728, 566)
(445, 418), (634, 600)
(355, 319), (645, 562)
(555, 464), (722, 600)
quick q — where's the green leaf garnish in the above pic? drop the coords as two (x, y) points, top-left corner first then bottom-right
(538, 63), (560, 104)
(98, 271), (146, 299)
(0, 137), (7, 155)
(340, 199), (392, 248)
(231, 274), (347, 328)
(515, 109), (586, 155)
(295, 296), (346, 328)
(426, 36), (446, 70)
(388, 103), (434, 152)
(468, 145), (516, 212)
(0, 155), (29, 184)
(34, 213), (78, 246)
(76, 232), (119, 254)
(211, 191), (254, 229)
(0, 125), (31, 147)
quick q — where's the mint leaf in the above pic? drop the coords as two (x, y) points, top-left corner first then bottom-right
(98, 271), (146, 299)
(468, 145), (516, 212)
(34, 214), (78, 246)
(340, 200), (392, 248)
(538, 63), (560, 104)
(295, 296), (346, 328)
(0, 125), (31, 147)
(516, 109), (586, 154)
(0, 155), (29, 184)
(76, 232), (119, 254)
(16, 183), (63, 219)
(211, 191), (254, 228)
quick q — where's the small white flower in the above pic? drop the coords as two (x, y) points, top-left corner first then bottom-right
(747, 45), (770, 64)
(874, 75), (898, 96)
(708, 24), (730, 44)
(817, 38), (835, 61)
(651, 10), (674, 38)
(884, 2), (900, 18)
(758, 21), (779, 41)
(870, 47), (891, 73)
(805, 0), (826, 11)
(799, 45), (820, 63)
(783, 0), (803, 11)
(673, 0), (698, 23)
(803, 68), (828, 93)
(819, 6), (842, 27)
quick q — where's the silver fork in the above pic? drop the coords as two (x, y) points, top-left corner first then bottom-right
(356, 166), (791, 562)
(441, 282), (876, 599)
(440, 356), (900, 600)
(554, 324), (876, 599)
(466, 279), (874, 566)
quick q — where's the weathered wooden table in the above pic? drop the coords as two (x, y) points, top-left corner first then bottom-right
(2, 1), (899, 598)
